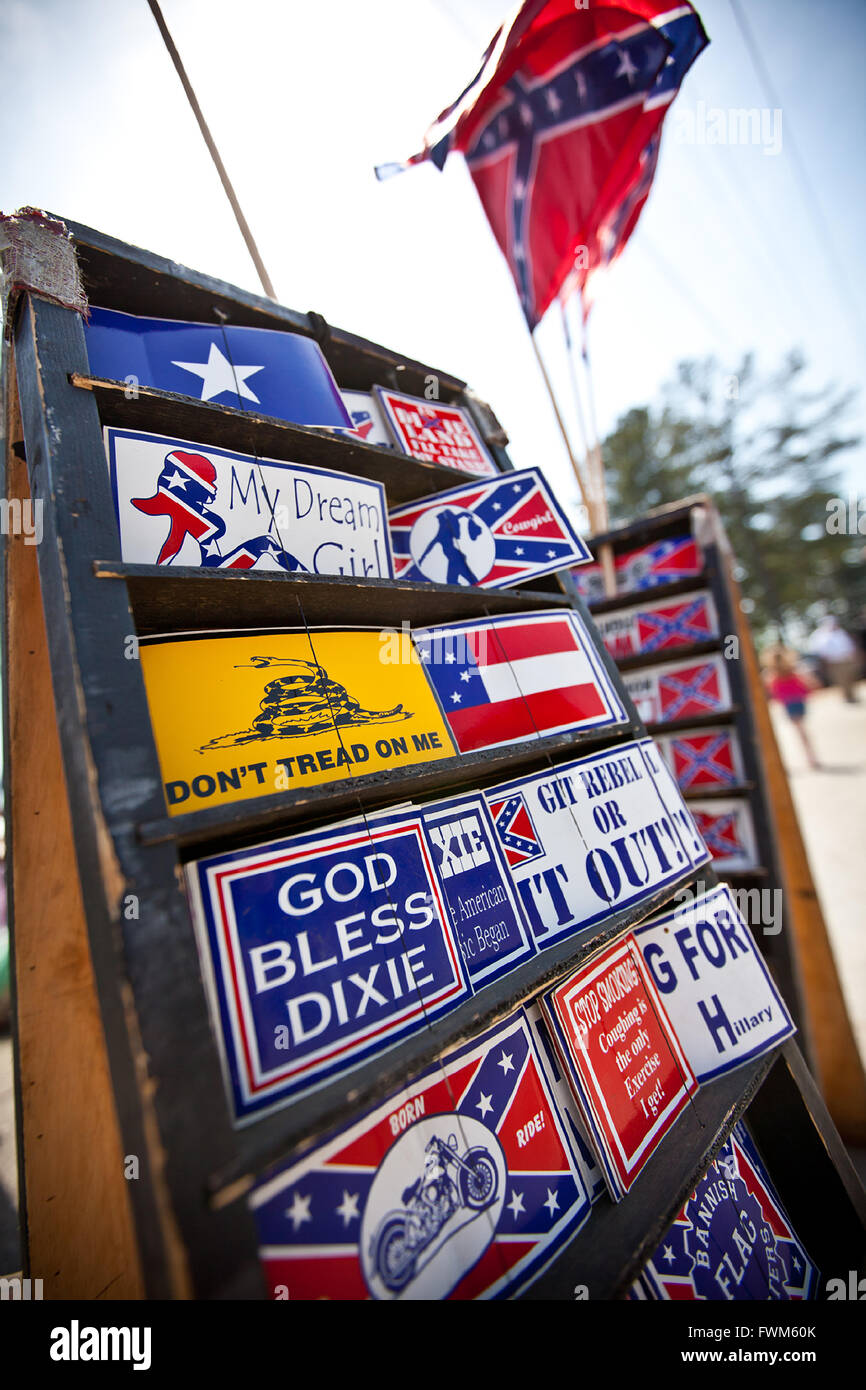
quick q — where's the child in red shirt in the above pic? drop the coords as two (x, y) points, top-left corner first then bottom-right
(764, 648), (820, 770)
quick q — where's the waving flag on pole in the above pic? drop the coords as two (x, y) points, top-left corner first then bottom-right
(380, 1), (707, 326)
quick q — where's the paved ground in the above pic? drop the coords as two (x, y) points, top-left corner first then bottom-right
(769, 680), (866, 1070)
(0, 683), (862, 1278)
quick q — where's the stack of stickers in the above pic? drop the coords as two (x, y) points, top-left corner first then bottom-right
(186, 737), (707, 1122)
(630, 1120), (818, 1300)
(137, 611), (628, 814)
(106, 425), (591, 595)
(243, 886), (800, 1299)
(576, 532), (760, 876)
(89, 304), (802, 1301)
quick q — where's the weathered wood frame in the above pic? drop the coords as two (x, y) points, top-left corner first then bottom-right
(3, 220), (864, 1300)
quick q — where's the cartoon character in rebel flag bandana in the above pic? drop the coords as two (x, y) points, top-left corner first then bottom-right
(132, 449), (305, 571)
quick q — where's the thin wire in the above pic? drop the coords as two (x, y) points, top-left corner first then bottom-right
(146, 0), (277, 301)
(530, 330), (594, 518)
(727, 0), (865, 357)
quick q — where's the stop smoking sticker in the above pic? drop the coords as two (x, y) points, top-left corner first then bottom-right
(541, 935), (697, 1200)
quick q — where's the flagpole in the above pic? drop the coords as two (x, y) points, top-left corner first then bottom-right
(561, 292), (615, 595)
(146, 0), (278, 302)
(529, 329), (593, 522)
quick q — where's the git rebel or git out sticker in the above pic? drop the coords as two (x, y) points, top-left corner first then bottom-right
(541, 935), (697, 1200)
(139, 628), (456, 815)
(250, 1011), (592, 1298)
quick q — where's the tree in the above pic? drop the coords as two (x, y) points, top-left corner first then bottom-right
(601, 351), (862, 637)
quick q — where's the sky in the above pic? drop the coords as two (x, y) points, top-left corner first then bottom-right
(2, 0), (865, 525)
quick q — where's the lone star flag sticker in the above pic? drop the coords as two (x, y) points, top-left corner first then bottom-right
(84, 306), (351, 429)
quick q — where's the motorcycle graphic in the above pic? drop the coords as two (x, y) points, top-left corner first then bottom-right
(371, 1132), (500, 1293)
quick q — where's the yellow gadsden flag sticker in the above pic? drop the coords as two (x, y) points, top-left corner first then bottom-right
(139, 628), (456, 815)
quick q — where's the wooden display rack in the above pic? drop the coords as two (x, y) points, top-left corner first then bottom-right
(2, 216), (865, 1299)
(584, 500), (866, 1147)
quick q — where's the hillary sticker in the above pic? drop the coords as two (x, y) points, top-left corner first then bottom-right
(632, 884), (795, 1083)
(251, 1011), (592, 1298)
(139, 628), (456, 815)
(104, 427), (392, 578)
(388, 468), (591, 589)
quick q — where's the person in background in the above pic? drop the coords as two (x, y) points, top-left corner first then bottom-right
(764, 647), (821, 770)
(807, 616), (861, 703)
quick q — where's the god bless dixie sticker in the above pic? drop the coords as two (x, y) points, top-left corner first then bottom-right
(250, 1011), (592, 1298)
(187, 812), (468, 1121)
(138, 628), (455, 815)
(104, 427), (392, 578)
(541, 935), (697, 1200)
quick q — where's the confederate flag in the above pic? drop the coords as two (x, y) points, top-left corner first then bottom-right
(382, 1), (707, 325)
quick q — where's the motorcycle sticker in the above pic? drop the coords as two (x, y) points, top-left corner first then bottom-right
(251, 1011), (592, 1299)
(138, 627), (456, 815)
(104, 427), (393, 578)
(541, 935), (697, 1200)
(187, 812), (469, 1122)
(632, 884), (795, 1083)
(630, 1121), (818, 1300)
(484, 738), (701, 952)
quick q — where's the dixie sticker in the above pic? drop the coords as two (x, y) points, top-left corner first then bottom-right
(187, 814), (468, 1121)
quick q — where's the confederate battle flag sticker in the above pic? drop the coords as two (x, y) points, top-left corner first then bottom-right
(389, 467), (591, 588)
(251, 1010), (592, 1299)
